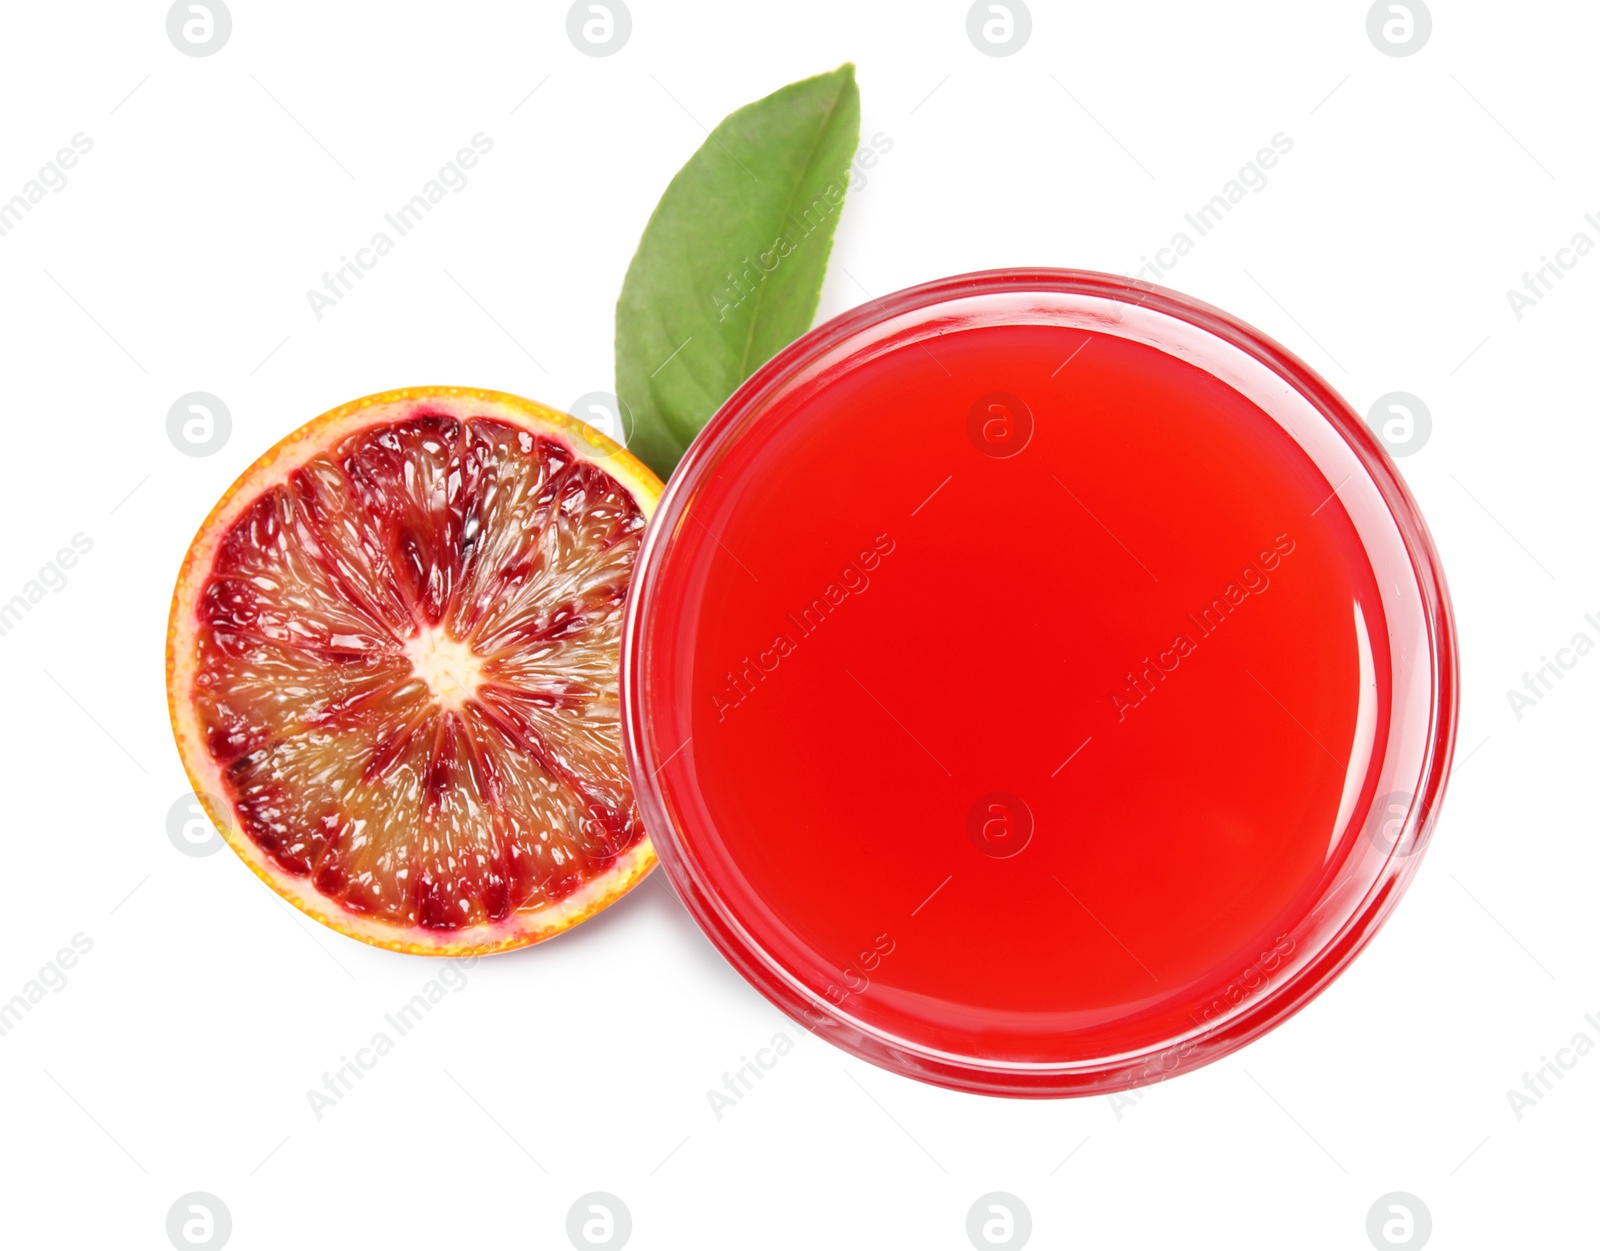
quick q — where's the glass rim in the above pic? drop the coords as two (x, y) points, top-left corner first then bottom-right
(621, 267), (1459, 1096)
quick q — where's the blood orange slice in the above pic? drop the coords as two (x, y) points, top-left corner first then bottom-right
(166, 387), (663, 955)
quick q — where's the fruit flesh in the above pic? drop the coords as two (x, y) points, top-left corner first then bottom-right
(190, 411), (647, 934)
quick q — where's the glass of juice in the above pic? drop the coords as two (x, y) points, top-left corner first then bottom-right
(622, 269), (1457, 1096)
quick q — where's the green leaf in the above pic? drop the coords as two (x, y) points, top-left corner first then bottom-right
(615, 64), (861, 478)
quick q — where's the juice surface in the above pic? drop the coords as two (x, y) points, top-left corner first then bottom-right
(654, 318), (1391, 1063)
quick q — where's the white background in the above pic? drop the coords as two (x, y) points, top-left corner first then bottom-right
(0, 2), (1594, 1248)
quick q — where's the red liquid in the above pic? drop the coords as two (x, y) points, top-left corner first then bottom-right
(626, 273), (1454, 1094)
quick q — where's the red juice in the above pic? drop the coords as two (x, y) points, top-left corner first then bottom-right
(624, 271), (1456, 1095)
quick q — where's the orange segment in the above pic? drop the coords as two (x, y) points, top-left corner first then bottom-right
(166, 387), (664, 954)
